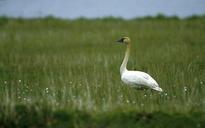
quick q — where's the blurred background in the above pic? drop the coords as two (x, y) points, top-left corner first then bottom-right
(0, 0), (205, 19)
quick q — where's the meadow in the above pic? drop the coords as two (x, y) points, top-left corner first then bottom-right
(0, 16), (205, 127)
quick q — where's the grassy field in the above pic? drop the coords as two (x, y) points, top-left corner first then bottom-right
(0, 17), (205, 127)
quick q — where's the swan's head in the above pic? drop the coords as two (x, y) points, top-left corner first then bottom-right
(117, 37), (131, 45)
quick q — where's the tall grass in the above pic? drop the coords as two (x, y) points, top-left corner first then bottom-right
(0, 18), (204, 119)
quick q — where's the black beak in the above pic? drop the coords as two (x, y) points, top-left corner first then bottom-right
(116, 38), (123, 43)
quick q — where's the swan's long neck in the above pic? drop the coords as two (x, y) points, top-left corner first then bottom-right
(120, 44), (130, 75)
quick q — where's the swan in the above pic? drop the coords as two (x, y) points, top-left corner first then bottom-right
(117, 37), (163, 92)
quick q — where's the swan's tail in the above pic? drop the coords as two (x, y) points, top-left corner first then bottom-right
(152, 87), (163, 92)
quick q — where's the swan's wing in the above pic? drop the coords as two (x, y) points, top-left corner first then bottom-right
(138, 71), (159, 85)
(121, 71), (162, 91)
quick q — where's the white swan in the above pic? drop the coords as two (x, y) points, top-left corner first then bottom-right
(117, 37), (163, 92)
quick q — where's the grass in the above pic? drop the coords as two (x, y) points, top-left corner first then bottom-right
(0, 17), (205, 127)
(1, 105), (205, 128)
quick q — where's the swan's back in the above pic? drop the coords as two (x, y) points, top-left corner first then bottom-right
(121, 70), (162, 91)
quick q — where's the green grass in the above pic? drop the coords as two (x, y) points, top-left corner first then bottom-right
(1, 105), (205, 128)
(0, 17), (205, 127)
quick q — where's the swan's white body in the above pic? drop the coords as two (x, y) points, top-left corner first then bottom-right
(118, 37), (162, 92)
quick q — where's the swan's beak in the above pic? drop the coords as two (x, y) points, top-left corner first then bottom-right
(116, 38), (123, 43)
